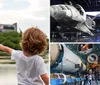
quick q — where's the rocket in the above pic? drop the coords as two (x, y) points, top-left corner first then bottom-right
(50, 44), (86, 73)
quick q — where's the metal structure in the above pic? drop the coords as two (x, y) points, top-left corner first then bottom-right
(50, 3), (97, 36)
(51, 0), (100, 11)
(50, 0), (100, 42)
(0, 23), (17, 32)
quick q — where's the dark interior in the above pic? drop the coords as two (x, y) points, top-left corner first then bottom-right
(51, 0), (100, 11)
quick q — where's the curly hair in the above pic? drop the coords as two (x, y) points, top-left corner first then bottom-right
(21, 27), (47, 55)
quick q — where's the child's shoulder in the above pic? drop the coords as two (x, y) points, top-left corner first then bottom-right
(12, 50), (22, 55)
(34, 55), (44, 61)
(35, 55), (43, 59)
(14, 50), (22, 53)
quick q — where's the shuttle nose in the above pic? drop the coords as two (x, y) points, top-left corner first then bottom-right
(50, 6), (54, 16)
(50, 5), (71, 20)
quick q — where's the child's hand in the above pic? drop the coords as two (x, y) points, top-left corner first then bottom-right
(0, 44), (3, 46)
(0, 44), (13, 54)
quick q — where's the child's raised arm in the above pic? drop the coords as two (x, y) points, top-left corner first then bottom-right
(0, 44), (13, 54)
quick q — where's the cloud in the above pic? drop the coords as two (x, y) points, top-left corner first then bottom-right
(0, 11), (47, 23)
(0, 0), (4, 9)
(0, 0), (50, 36)
(0, 0), (49, 22)
(26, 0), (49, 11)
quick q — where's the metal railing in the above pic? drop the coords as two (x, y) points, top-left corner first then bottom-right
(51, 32), (100, 42)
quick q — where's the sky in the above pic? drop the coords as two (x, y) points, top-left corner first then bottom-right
(0, 0), (50, 37)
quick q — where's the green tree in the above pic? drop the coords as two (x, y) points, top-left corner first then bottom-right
(0, 31), (21, 50)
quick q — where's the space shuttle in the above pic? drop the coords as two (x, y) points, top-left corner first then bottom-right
(50, 44), (86, 73)
(50, 3), (98, 36)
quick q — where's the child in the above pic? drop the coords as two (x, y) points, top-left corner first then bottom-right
(0, 27), (49, 85)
